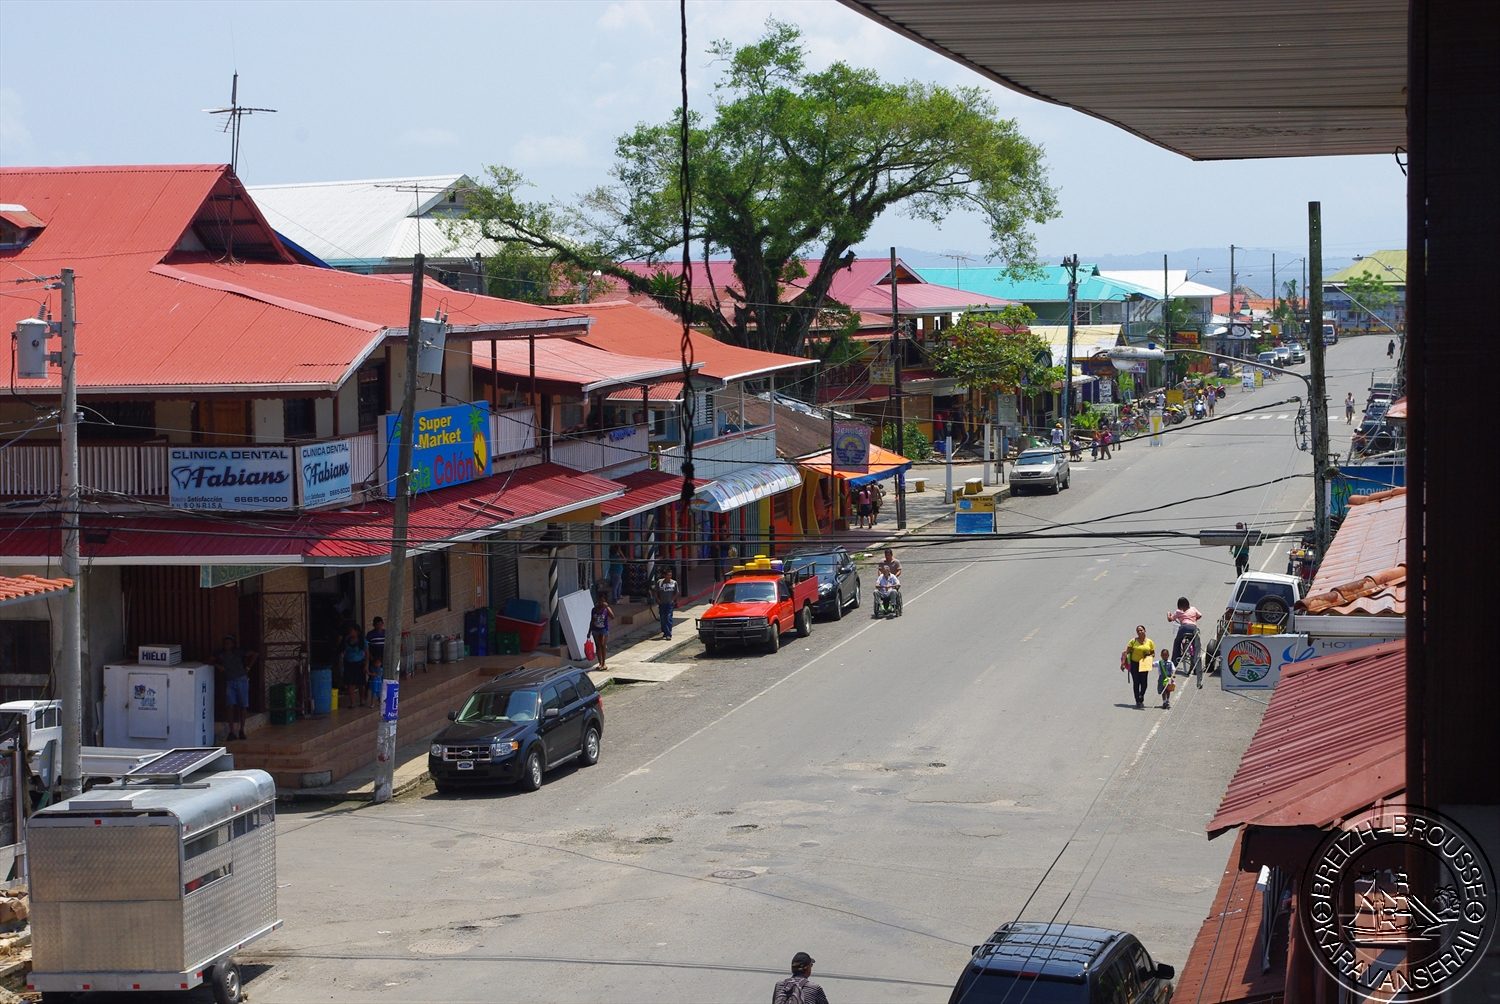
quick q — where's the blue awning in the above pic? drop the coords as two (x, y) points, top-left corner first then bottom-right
(691, 463), (802, 513)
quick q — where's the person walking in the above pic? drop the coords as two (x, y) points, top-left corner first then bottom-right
(882, 548), (902, 577)
(1345, 393), (1356, 424)
(1121, 626), (1156, 709)
(653, 567), (679, 641)
(212, 634), (258, 741)
(773, 952), (829, 1004)
(1050, 422), (1064, 448)
(589, 596), (614, 671)
(1206, 390), (1216, 417)
(1099, 426), (1113, 460)
(1387, 339), (1396, 358)
(1091, 429), (1102, 461)
(339, 625), (369, 710)
(1231, 522), (1252, 577)
(1156, 651), (1176, 710)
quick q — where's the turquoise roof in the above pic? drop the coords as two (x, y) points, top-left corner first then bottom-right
(913, 265), (1155, 305)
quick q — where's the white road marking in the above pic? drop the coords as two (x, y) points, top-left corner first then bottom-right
(609, 560), (980, 786)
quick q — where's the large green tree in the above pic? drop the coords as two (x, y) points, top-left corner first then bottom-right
(1340, 269), (1399, 332)
(929, 305), (1060, 398)
(451, 20), (1057, 356)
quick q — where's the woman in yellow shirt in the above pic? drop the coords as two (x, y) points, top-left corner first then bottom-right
(1122, 626), (1155, 709)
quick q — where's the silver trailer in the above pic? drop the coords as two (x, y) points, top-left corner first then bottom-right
(25, 748), (281, 1003)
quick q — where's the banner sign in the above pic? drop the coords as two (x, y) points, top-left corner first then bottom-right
(200, 565), (279, 589)
(1172, 329), (1201, 347)
(868, 344), (894, 386)
(1242, 367), (1256, 389)
(1331, 464), (1405, 517)
(298, 439), (353, 509)
(832, 422), (871, 474)
(954, 493), (995, 534)
(383, 402), (491, 498)
(169, 448), (294, 511)
(1219, 633), (1316, 690)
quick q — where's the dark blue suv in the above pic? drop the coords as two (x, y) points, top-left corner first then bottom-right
(428, 666), (603, 794)
(948, 922), (1174, 1003)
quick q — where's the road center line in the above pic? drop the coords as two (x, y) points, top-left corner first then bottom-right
(609, 560), (979, 785)
(1020, 627), (1039, 643)
(1094, 570), (1108, 581)
(1061, 595), (1077, 609)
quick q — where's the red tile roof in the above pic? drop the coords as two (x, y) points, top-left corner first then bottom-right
(576, 301), (813, 382)
(0, 573), (73, 608)
(1174, 830), (1287, 1004)
(0, 165), (588, 396)
(1311, 488), (1405, 597)
(0, 464), (621, 565)
(1207, 641), (1404, 838)
(1296, 565), (1405, 616)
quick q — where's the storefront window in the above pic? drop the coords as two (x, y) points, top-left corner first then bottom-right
(414, 551), (450, 618)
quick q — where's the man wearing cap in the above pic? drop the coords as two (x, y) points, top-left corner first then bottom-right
(773, 951), (829, 1003)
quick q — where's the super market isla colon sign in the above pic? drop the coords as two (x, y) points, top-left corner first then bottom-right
(383, 402), (490, 498)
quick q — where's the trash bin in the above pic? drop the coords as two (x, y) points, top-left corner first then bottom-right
(310, 667), (333, 715)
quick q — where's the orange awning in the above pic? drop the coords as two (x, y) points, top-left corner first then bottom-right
(798, 444), (912, 486)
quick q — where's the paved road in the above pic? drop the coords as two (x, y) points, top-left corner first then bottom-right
(249, 335), (1398, 1003)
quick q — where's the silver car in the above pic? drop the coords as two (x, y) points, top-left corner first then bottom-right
(1010, 448), (1070, 494)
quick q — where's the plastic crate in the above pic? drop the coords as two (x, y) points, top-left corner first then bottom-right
(270, 708), (296, 725)
(268, 683), (296, 709)
(494, 631), (522, 656)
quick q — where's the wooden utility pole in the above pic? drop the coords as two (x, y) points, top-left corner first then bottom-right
(890, 247), (906, 529)
(1307, 205), (1331, 560)
(57, 269), (82, 799)
(373, 252), (425, 803)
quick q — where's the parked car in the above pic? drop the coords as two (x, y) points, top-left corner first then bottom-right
(1011, 447), (1070, 494)
(428, 665), (603, 794)
(1256, 350), (1278, 367)
(1271, 345), (1291, 365)
(1353, 419), (1400, 457)
(696, 556), (818, 654)
(1222, 570), (1304, 636)
(1322, 321), (1339, 345)
(784, 546), (861, 620)
(1287, 342), (1307, 363)
(948, 922), (1174, 1004)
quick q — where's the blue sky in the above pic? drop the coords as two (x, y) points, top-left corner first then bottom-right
(0, 0), (1405, 268)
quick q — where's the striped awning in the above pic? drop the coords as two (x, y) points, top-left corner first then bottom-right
(690, 463), (802, 513)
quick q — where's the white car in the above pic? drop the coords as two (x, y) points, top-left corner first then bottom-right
(1010, 448), (1070, 494)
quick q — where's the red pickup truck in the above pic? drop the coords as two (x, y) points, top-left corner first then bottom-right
(696, 557), (818, 654)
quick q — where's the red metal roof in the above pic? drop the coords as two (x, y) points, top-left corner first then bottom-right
(0, 206), (47, 229)
(0, 573), (73, 608)
(471, 337), (695, 394)
(1174, 830), (1287, 1004)
(0, 165), (588, 395)
(1207, 641), (1405, 838)
(1385, 397), (1406, 420)
(598, 469), (703, 523)
(0, 464), (621, 566)
(577, 300), (813, 382)
(606, 380), (683, 403)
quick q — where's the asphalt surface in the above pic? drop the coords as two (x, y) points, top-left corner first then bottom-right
(248, 334), (1398, 1003)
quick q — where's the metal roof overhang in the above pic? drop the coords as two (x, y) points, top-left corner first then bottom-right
(837, 0), (1408, 161)
(713, 358), (819, 383)
(387, 316), (593, 342)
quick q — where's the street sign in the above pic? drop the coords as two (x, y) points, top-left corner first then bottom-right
(832, 422), (871, 473)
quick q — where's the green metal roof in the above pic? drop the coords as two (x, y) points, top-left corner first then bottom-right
(913, 265), (1156, 304)
(1326, 250), (1407, 285)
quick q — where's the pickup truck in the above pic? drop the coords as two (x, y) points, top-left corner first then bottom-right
(696, 556), (819, 654)
(1220, 571), (1305, 637)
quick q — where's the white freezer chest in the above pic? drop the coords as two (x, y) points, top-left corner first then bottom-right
(102, 662), (214, 750)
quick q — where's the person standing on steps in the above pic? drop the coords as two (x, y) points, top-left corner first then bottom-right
(653, 567), (679, 641)
(773, 952), (829, 1004)
(1121, 626), (1155, 709)
(213, 634), (258, 741)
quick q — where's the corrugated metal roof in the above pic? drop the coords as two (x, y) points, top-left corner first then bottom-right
(578, 301), (814, 382)
(837, 0), (1407, 161)
(0, 574), (73, 608)
(1311, 488), (1405, 592)
(914, 265), (1166, 304)
(0, 464), (622, 566)
(0, 205), (46, 229)
(598, 470), (703, 524)
(1207, 641), (1404, 838)
(246, 175), (497, 265)
(605, 380), (683, 403)
(1174, 830), (1286, 1004)
(1097, 270), (1226, 299)
(472, 337), (696, 394)
(1326, 250), (1407, 285)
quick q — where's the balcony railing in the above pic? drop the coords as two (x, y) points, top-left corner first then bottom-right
(551, 425), (648, 473)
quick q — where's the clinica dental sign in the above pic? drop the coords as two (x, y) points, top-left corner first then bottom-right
(297, 439), (353, 509)
(169, 448), (295, 511)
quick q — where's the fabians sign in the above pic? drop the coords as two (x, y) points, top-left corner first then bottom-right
(383, 402), (490, 498)
(169, 448), (294, 511)
(298, 440), (353, 509)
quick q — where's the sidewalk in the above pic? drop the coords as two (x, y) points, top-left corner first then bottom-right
(276, 734), (436, 803)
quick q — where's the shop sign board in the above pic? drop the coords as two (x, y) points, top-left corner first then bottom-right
(297, 439), (353, 509)
(199, 565), (279, 589)
(1218, 633), (1321, 690)
(1099, 380), (1113, 404)
(1242, 367), (1256, 389)
(169, 447), (294, 511)
(1166, 389), (1184, 405)
(1172, 329), (1201, 347)
(383, 402), (491, 498)
(832, 422), (871, 474)
(1331, 464), (1405, 517)
(954, 493), (995, 534)
(868, 344), (894, 386)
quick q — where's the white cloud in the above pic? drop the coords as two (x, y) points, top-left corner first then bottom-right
(511, 134), (589, 166)
(0, 88), (34, 157)
(398, 128), (459, 147)
(597, 2), (654, 31)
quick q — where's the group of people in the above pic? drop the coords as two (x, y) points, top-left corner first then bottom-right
(874, 549), (902, 617)
(589, 565), (679, 672)
(850, 481), (884, 529)
(336, 617), (387, 712)
(1119, 598), (1204, 710)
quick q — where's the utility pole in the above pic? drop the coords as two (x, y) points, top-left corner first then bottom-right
(57, 270), (82, 799)
(1061, 255), (1080, 445)
(373, 252), (425, 803)
(1271, 254), (1277, 333)
(1307, 204), (1331, 561)
(890, 248), (906, 529)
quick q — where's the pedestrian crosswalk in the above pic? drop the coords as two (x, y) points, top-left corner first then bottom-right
(1220, 413), (1293, 420)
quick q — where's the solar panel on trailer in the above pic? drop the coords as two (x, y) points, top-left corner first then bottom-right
(126, 747), (224, 779)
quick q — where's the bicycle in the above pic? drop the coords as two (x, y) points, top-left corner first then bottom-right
(1181, 627), (1205, 688)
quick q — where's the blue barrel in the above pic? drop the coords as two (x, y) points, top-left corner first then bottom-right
(311, 667), (333, 715)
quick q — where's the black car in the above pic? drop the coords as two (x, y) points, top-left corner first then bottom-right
(428, 666), (603, 794)
(948, 922), (1173, 1004)
(784, 546), (861, 619)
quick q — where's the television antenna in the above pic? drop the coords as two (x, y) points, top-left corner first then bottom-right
(939, 252), (973, 290)
(204, 73), (276, 177)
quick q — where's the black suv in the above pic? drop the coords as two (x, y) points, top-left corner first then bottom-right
(948, 922), (1174, 1003)
(784, 546), (860, 619)
(428, 666), (603, 794)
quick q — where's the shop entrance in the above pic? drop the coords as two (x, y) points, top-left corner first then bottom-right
(307, 570), (359, 674)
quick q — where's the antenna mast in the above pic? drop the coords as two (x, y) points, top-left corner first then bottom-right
(205, 72), (276, 178)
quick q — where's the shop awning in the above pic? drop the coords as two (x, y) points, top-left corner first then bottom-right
(0, 463), (624, 567)
(598, 470), (705, 524)
(799, 444), (912, 487)
(691, 463), (802, 513)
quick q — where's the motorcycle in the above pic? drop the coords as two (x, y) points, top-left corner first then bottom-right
(1191, 398), (1206, 419)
